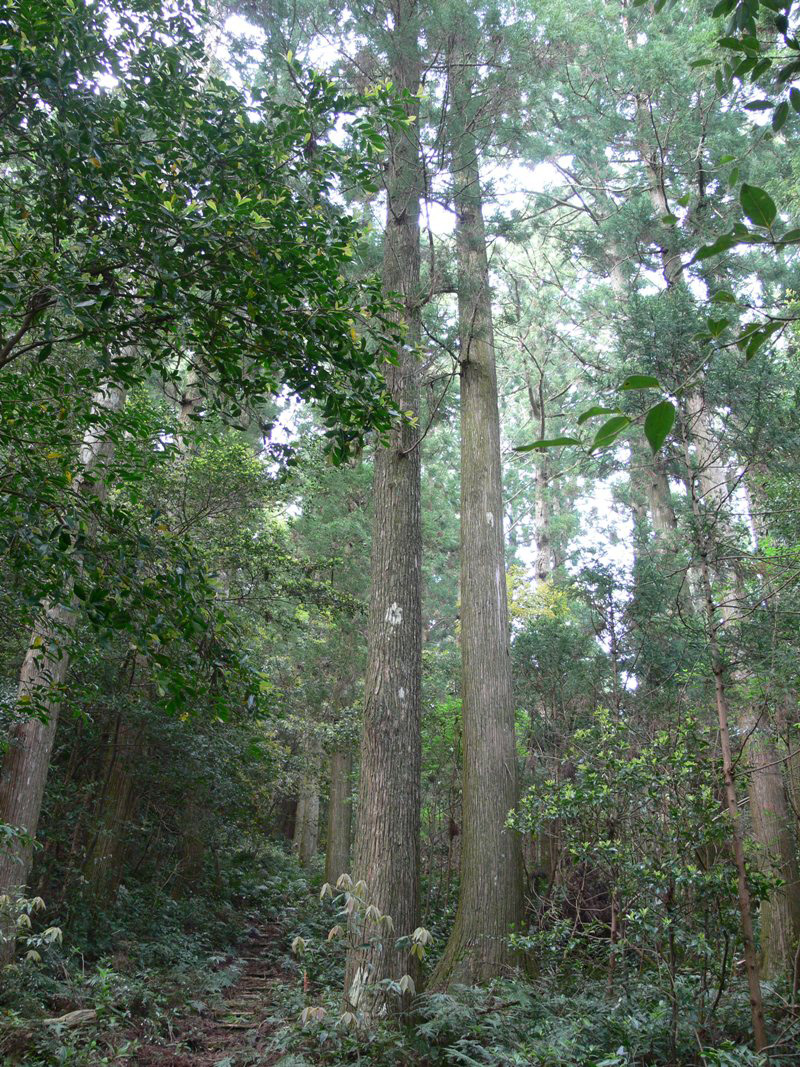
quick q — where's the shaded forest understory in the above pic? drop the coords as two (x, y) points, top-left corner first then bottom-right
(3, 0), (800, 1063)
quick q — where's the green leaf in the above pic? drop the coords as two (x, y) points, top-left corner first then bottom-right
(644, 401), (676, 453)
(514, 437), (580, 452)
(743, 320), (783, 360)
(576, 405), (621, 426)
(791, 88), (800, 113)
(590, 416), (632, 452)
(621, 375), (661, 390)
(706, 317), (730, 337)
(711, 290), (737, 303)
(718, 36), (747, 51)
(692, 233), (736, 261)
(740, 183), (777, 228)
(750, 58), (773, 79)
(772, 100), (789, 131)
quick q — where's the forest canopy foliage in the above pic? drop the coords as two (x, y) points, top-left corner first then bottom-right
(1, 0), (800, 1064)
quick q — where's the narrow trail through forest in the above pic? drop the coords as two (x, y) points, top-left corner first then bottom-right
(133, 921), (290, 1067)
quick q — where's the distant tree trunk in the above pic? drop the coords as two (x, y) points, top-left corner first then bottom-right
(740, 465), (800, 976)
(325, 749), (352, 886)
(777, 697), (800, 831)
(429, 30), (524, 989)
(344, 0), (423, 1012)
(0, 383), (126, 960)
(176, 794), (206, 891)
(689, 391), (800, 980)
(742, 705), (800, 979)
(294, 728), (322, 868)
(273, 795), (297, 843)
(532, 456), (555, 586)
(83, 710), (141, 904)
(645, 450), (677, 536)
(682, 412), (768, 1052)
(524, 368), (555, 586)
(293, 794), (306, 853)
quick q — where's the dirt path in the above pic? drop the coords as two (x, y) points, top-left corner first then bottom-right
(132, 921), (292, 1066)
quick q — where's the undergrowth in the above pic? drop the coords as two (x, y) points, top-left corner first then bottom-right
(3, 846), (798, 1066)
(0, 841), (306, 1065)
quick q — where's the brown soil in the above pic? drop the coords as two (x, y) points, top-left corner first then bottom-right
(128, 921), (293, 1066)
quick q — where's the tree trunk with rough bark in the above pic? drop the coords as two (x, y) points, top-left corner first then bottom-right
(325, 749), (352, 886)
(740, 465), (800, 977)
(429, 30), (524, 990)
(83, 710), (141, 904)
(344, 0), (423, 1012)
(645, 450), (677, 536)
(742, 705), (800, 979)
(294, 727), (322, 869)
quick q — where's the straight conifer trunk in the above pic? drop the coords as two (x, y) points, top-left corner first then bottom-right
(325, 749), (352, 886)
(429, 32), (524, 989)
(344, 0), (423, 1010)
(743, 706), (800, 979)
(294, 727), (322, 868)
(688, 392), (800, 981)
(84, 710), (141, 903)
(682, 413), (768, 1051)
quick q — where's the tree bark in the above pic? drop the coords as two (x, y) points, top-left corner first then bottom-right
(524, 368), (555, 585)
(83, 710), (141, 904)
(740, 466), (800, 977)
(742, 706), (800, 979)
(294, 727), (322, 868)
(325, 749), (352, 886)
(645, 450), (677, 536)
(344, 0), (423, 1012)
(682, 417), (769, 1052)
(429, 29), (524, 989)
(0, 383), (126, 959)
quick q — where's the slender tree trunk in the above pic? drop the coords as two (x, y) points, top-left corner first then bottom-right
(532, 456), (555, 586)
(689, 393), (800, 981)
(429, 32), (524, 989)
(524, 368), (555, 585)
(293, 794), (306, 856)
(683, 421), (768, 1052)
(176, 794), (206, 892)
(740, 466), (800, 975)
(0, 383), (125, 960)
(645, 450), (677, 536)
(0, 604), (74, 923)
(294, 728), (322, 868)
(344, 0), (423, 1011)
(777, 697), (800, 831)
(325, 749), (352, 886)
(83, 711), (141, 904)
(743, 705), (800, 979)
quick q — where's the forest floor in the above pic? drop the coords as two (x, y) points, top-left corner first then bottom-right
(130, 920), (291, 1067)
